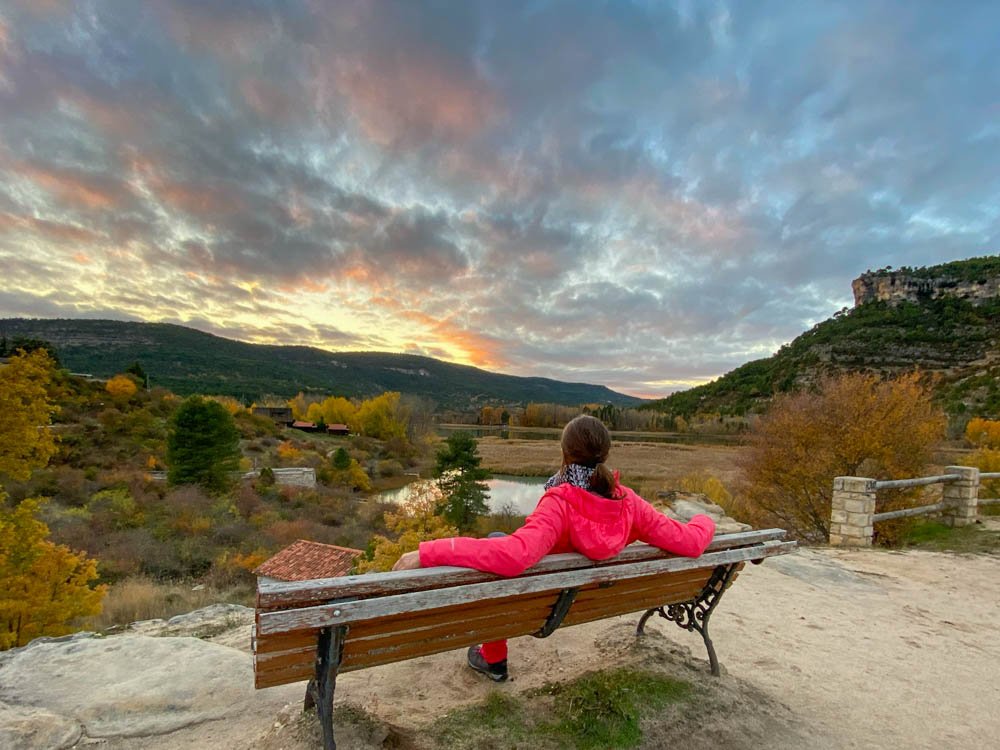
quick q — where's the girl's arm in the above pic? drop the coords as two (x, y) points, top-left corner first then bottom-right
(418, 495), (568, 576)
(632, 497), (715, 557)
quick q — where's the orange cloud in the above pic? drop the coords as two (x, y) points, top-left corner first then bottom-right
(329, 54), (501, 147)
(0, 212), (102, 243)
(130, 157), (247, 218)
(16, 161), (133, 211)
(239, 77), (298, 122)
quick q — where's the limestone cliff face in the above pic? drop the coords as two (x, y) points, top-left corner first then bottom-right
(852, 271), (1000, 307)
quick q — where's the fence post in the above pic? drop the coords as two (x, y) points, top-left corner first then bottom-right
(942, 466), (979, 527)
(830, 477), (876, 547)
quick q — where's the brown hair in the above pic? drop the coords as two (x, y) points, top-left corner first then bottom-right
(560, 415), (619, 498)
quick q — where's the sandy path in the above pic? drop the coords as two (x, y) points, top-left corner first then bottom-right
(90, 542), (1000, 749)
(326, 545), (1000, 749)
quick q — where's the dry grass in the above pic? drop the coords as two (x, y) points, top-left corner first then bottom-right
(476, 437), (745, 498)
(87, 575), (254, 630)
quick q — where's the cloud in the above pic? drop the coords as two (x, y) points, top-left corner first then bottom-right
(1, 1), (998, 397)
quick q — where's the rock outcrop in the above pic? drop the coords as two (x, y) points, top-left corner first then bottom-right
(852, 269), (1000, 307)
(653, 491), (752, 535)
(0, 605), (297, 750)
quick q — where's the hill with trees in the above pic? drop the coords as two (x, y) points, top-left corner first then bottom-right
(0, 319), (642, 410)
(645, 257), (1000, 421)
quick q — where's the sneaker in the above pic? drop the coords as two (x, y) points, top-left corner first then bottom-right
(467, 646), (508, 682)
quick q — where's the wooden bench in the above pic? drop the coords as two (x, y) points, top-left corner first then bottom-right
(253, 528), (796, 749)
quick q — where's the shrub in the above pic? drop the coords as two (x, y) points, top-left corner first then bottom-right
(738, 372), (945, 542)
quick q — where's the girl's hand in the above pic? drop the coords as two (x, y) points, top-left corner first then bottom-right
(392, 550), (422, 571)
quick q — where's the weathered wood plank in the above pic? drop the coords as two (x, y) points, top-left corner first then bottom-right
(257, 542), (796, 636)
(254, 572), (719, 673)
(256, 529), (788, 609)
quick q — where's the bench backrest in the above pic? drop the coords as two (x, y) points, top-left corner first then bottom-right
(253, 529), (794, 689)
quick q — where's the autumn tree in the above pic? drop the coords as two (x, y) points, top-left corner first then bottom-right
(0, 349), (58, 481)
(354, 392), (407, 440)
(965, 418), (1000, 449)
(105, 374), (139, 400)
(435, 431), (490, 531)
(306, 396), (357, 427)
(737, 372), (946, 542)
(0, 498), (106, 649)
(327, 447), (371, 491)
(167, 396), (242, 493)
(356, 482), (458, 572)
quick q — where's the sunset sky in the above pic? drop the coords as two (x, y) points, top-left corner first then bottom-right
(1, 1), (997, 398)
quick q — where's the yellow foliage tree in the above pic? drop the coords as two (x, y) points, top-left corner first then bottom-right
(964, 418), (1000, 449)
(306, 396), (357, 427)
(738, 372), (946, 542)
(276, 440), (302, 463)
(354, 392), (407, 440)
(105, 374), (138, 399)
(207, 395), (245, 415)
(0, 496), (107, 649)
(355, 482), (458, 572)
(0, 349), (58, 481)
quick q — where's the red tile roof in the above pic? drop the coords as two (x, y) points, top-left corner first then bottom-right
(254, 539), (364, 581)
(291, 420), (315, 429)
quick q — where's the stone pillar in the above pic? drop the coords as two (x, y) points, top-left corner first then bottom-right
(829, 477), (876, 547)
(942, 465), (979, 527)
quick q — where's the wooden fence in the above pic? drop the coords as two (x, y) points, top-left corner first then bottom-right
(829, 466), (1000, 546)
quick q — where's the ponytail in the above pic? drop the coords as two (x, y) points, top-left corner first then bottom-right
(589, 462), (619, 499)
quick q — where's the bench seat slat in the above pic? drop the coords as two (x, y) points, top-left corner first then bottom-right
(256, 529), (787, 610)
(257, 542), (794, 637)
(253, 568), (715, 659)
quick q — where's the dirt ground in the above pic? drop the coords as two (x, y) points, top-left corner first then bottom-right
(105, 525), (1000, 750)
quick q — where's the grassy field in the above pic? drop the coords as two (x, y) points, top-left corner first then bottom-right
(475, 437), (745, 498)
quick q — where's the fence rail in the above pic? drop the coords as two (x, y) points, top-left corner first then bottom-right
(872, 502), (947, 523)
(874, 474), (961, 490)
(830, 465), (993, 547)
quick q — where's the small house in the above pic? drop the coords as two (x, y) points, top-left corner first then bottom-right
(327, 423), (350, 436)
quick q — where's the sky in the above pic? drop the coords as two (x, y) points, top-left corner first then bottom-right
(1, 1), (998, 398)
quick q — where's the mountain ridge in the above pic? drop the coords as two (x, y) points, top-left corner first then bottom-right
(0, 317), (642, 410)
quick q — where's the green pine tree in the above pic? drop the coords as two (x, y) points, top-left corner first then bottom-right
(434, 432), (491, 531)
(167, 396), (241, 493)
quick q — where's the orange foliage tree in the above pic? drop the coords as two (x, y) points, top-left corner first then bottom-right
(964, 418), (1000, 449)
(737, 372), (945, 542)
(105, 374), (138, 399)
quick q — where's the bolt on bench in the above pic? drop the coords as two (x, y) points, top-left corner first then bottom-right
(253, 528), (796, 749)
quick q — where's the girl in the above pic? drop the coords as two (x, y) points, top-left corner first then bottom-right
(392, 414), (716, 681)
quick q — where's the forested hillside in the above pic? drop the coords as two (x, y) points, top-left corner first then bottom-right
(0, 319), (641, 410)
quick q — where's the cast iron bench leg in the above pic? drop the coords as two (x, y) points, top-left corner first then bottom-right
(635, 563), (739, 677)
(303, 625), (348, 750)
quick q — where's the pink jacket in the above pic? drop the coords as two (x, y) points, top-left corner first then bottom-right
(419, 482), (716, 576)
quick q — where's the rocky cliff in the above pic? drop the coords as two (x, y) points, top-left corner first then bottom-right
(852, 256), (1000, 307)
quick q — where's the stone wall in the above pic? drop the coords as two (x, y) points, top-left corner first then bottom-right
(852, 271), (1000, 307)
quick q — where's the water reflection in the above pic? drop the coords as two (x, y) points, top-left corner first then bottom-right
(380, 474), (547, 516)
